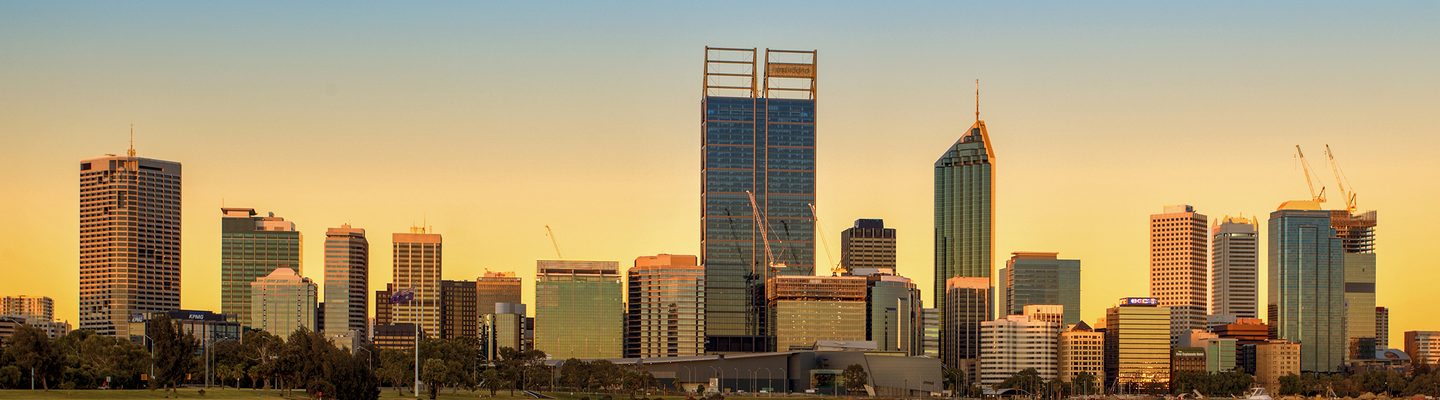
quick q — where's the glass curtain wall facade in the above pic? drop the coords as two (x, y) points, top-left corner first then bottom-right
(701, 47), (817, 352)
(323, 224), (368, 342)
(79, 153), (182, 338)
(934, 115), (995, 366)
(535, 260), (623, 359)
(625, 254), (705, 358)
(250, 267), (317, 339)
(998, 252), (1081, 324)
(1333, 210), (1378, 360)
(1104, 298), (1172, 394)
(1268, 206), (1345, 372)
(220, 208), (301, 329)
(944, 276), (991, 383)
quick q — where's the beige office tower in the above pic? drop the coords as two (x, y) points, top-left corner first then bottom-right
(1211, 216), (1258, 319)
(1255, 340), (1301, 394)
(1104, 298), (1172, 394)
(980, 314), (1059, 388)
(1, 296), (54, 322)
(767, 276), (868, 351)
(476, 271), (522, 312)
(1149, 205), (1207, 345)
(1333, 210), (1377, 360)
(1059, 321), (1105, 390)
(323, 225), (368, 346)
(250, 267), (318, 339)
(79, 148), (181, 337)
(393, 226), (442, 338)
(625, 254), (705, 358)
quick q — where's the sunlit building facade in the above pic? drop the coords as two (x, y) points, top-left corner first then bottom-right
(322, 224), (368, 345)
(1, 296), (54, 322)
(1104, 297), (1172, 393)
(856, 271), (923, 355)
(945, 277), (991, 381)
(1255, 340), (1300, 394)
(767, 275), (867, 352)
(1212, 215), (1259, 320)
(1405, 331), (1440, 366)
(1059, 321), (1104, 388)
(393, 227), (442, 338)
(221, 208), (301, 329)
(1333, 210), (1378, 361)
(625, 254), (705, 358)
(476, 271), (522, 314)
(979, 314), (1059, 388)
(841, 219), (897, 272)
(79, 151), (181, 337)
(1149, 205), (1207, 346)
(935, 110), (996, 364)
(700, 47), (818, 353)
(250, 267), (317, 339)
(1268, 205), (1345, 372)
(535, 260), (622, 359)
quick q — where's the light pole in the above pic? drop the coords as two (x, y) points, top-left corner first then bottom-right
(355, 346), (374, 371)
(142, 334), (156, 388)
(780, 367), (787, 394)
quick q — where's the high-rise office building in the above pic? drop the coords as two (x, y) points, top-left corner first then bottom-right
(767, 275), (868, 352)
(535, 260), (623, 359)
(934, 91), (996, 333)
(841, 219), (897, 272)
(1149, 205), (1207, 346)
(1405, 331), (1440, 366)
(1104, 297), (1172, 394)
(921, 307), (941, 358)
(393, 226), (442, 338)
(1059, 321), (1104, 389)
(1212, 216), (1259, 320)
(250, 267), (317, 339)
(700, 47), (818, 352)
(441, 279), (478, 339)
(625, 254), (705, 358)
(1255, 340), (1300, 394)
(374, 284), (393, 326)
(853, 270), (923, 355)
(323, 224), (368, 345)
(1, 296), (54, 322)
(221, 208), (301, 329)
(1333, 210), (1377, 360)
(79, 146), (181, 337)
(476, 271), (522, 314)
(483, 303), (529, 361)
(998, 252), (1081, 324)
(945, 277), (991, 381)
(1268, 204), (1345, 372)
(980, 314), (1059, 387)
(1377, 307), (1390, 349)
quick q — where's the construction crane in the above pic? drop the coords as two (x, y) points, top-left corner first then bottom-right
(544, 225), (563, 259)
(808, 203), (845, 276)
(745, 190), (786, 271)
(1324, 144), (1358, 214)
(1295, 145), (1327, 204)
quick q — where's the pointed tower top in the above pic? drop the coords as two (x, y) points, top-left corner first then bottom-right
(127, 124), (136, 157)
(975, 79), (981, 121)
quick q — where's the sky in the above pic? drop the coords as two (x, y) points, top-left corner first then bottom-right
(1, 1), (1437, 346)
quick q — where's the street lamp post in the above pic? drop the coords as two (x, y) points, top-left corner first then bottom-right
(142, 335), (156, 388)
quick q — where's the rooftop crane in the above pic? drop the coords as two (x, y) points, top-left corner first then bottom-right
(808, 203), (845, 276)
(544, 225), (563, 259)
(1295, 145), (1327, 204)
(1324, 144), (1358, 214)
(745, 190), (786, 271)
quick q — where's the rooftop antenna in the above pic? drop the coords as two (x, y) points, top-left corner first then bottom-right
(975, 79), (981, 121)
(127, 124), (136, 157)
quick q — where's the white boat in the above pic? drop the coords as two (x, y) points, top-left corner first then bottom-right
(1243, 387), (1272, 400)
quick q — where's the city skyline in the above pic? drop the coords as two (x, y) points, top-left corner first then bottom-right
(3, 2), (1439, 349)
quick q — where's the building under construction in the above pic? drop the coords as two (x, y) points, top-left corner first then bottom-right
(700, 46), (818, 353)
(766, 276), (867, 352)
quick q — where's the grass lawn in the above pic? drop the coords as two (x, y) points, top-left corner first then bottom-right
(0, 389), (826, 400)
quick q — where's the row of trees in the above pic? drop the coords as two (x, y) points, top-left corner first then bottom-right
(956, 365), (1440, 398)
(1279, 365), (1440, 397)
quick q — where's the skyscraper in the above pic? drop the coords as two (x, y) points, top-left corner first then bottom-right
(767, 276), (868, 352)
(476, 271), (522, 314)
(700, 47), (817, 353)
(1149, 204), (1208, 345)
(1377, 307), (1390, 349)
(1268, 203), (1345, 372)
(79, 145), (181, 337)
(980, 314), (1059, 388)
(1211, 215), (1259, 320)
(1104, 297), (1172, 394)
(841, 219), (897, 272)
(1333, 210), (1377, 360)
(250, 267), (317, 339)
(935, 88), (995, 367)
(393, 226), (442, 338)
(323, 224), (368, 344)
(625, 254), (705, 358)
(998, 252), (1081, 324)
(220, 208), (301, 329)
(535, 260), (622, 359)
(852, 270), (923, 355)
(441, 279), (478, 339)
(945, 277), (991, 382)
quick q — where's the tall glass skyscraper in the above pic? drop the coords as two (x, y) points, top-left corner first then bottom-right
(79, 145), (181, 338)
(1332, 210), (1377, 360)
(998, 252), (1081, 324)
(935, 96), (995, 366)
(323, 224), (368, 345)
(1268, 203), (1345, 372)
(221, 208), (301, 329)
(700, 47), (817, 352)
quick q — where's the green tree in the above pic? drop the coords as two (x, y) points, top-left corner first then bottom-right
(1000, 368), (1044, 396)
(842, 364), (868, 393)
(9, 325), (60, 390)
(1073, 372), (1098, 396)
(481, 367), (508, 396)
(147, 315), (197, 395)
(377, 348), (414, 395)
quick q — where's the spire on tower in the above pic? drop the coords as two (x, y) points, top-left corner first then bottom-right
(127, 124), (136, 157)
(975, 79), (981, 121)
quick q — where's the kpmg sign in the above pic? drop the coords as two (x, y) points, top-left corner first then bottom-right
(766, 62), (815, 79)
(1120, 297), (1158, 306)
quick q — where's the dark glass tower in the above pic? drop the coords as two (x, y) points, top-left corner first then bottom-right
(700, 47), (817, 352)
(1268, 203), (1345, 372)
(935, 99), (995, 366)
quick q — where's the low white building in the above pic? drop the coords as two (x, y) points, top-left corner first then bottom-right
(980, 314), (1059, 388)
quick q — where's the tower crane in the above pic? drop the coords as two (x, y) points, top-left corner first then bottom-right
(808, 203), (845, 276)
(1295, 145), (1327, 204)
(1324, 144), (1358, 214)
(745, 190), (786, 271)
(544, 225), (563, 259)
